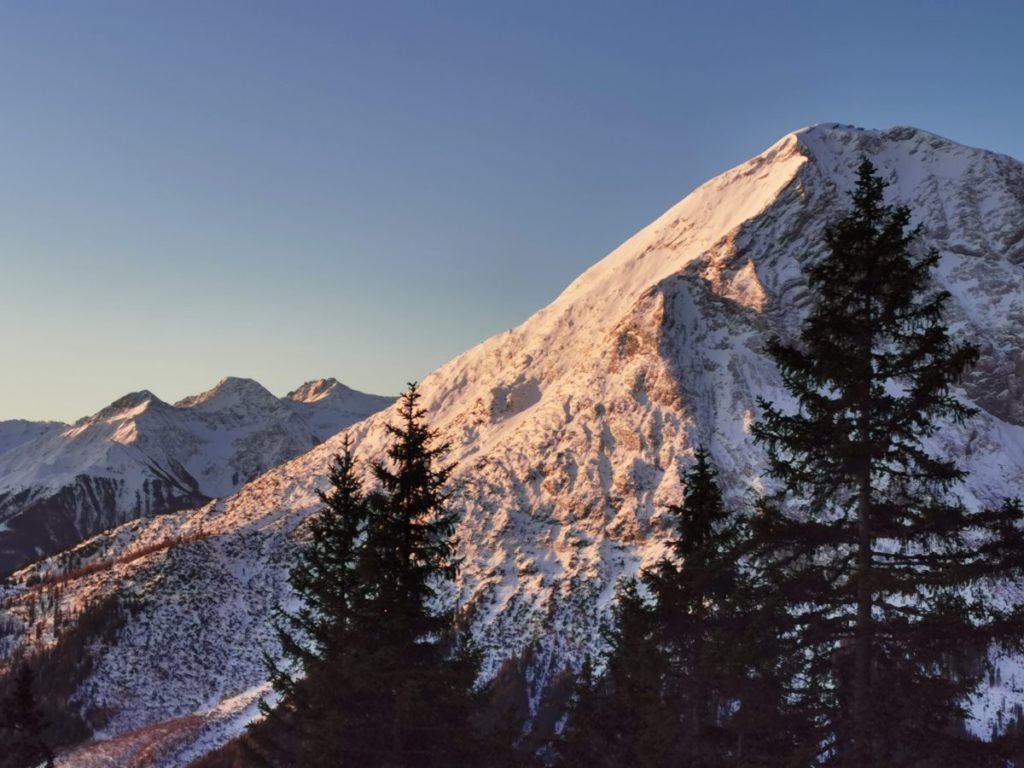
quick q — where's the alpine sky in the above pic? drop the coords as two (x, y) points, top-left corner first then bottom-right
(1, 0), (1021, 421)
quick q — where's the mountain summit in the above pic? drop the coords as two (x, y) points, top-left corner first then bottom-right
(284, 378), (394, 441)
(0, 377), (392, 573)
(285, 378), (344, 403)
(4, 124), (1024, 765)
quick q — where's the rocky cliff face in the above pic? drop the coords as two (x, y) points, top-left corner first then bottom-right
(0, 377), (392, 573)
(3, 124), (1024, 766)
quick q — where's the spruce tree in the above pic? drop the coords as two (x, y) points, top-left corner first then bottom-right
(751, 158), (1024, 766)
(650, 447), (794, 767)
(648, 447), (740, 765)
(258, 435), (369, 766)
(0, 660), (53, 768)
(557, 581), (673, 768)
(359, 382), (483, 766)
(259, 386), (490, 766)
(559, 448), (783, 767)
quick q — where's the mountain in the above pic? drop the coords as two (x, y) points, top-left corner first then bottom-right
(0, 377), (392, 574)
(283, 377), (395, 442)
(0, 420), (65, 456)
(3, 124), (1024, 766)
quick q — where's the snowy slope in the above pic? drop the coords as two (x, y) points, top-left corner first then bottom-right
(0, 377), (391, 573)
(4, 124), (1024, 766)
(0, 420), (65, 457)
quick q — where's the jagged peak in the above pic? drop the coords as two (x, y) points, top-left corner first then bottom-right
(286, 378), (346, 403)
(175, 377), (278, 410)
(425, 122), (1024, 417)
(91, 390), (165, 421)
(788, 122), (954, 146)
(552, 123), (1015, 311)
(538, 125), (811, 339)
(786, 122), (1016, 177)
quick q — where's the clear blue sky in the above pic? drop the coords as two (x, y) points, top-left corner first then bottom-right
(2, 0), (1022, 421)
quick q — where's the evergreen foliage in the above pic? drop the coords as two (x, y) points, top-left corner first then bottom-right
(558, 583), (672, 767)
(0, 660), (54, 768)
(259, 384), (487, 767)
(750, 158), (1024, 766)
(559, 448), (782, 767)
(257, 434), (368, 766)
(648, 447), (742, 765)
(356, 382), (483, 765)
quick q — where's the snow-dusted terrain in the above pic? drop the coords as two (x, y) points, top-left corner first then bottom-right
(0, 377), (392, 573)
(2, 124), (1024, 766)
(0, 420), (66, 457)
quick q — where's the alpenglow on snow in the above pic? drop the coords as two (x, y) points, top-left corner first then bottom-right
(2, 124), (1024, 766)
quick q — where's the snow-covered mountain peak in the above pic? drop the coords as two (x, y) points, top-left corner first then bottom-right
(546, 125), (909, 314)
(5, 125), (1024, 764)
(283, 380), (395, 443)
(109, 389), (162, 409)
(176, 377), (278, 411)
(84, 390), (166, 424)
(539, 126), (807, 337)
(286, 378), (344, 404)
(456, 119), (1024, 436)
(789, 122), (960, 156)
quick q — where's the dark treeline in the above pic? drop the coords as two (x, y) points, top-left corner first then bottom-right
(203, 160), (1024, 768)
(0, 592), (137, 768)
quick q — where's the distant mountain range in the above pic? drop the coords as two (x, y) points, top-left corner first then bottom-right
(0, 377), (392, 573)
(3, 124), (1024, 765)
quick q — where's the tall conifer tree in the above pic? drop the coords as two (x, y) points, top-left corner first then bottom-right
(260, 387), (486, 766)
(559, 448), (781, 767)
(751, 158), (1024, 766)
(258, 435), (369, 766)
(557, 581), (672, 768)
(359, 382), (482, 766)
(649, 447), (740, 765)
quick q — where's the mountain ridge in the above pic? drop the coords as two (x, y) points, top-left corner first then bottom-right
(0, 377), (393, 573)
(3, 123), (1024, 765)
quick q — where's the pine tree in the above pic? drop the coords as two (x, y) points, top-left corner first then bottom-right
(259, 387), (488, 766)
(751, 158), (1024, 766)
(358, 382), (483, 766)
(257, 435), (369, 766)
(557, 581), (673, 767)
(559, 448), (784, 767)
(648, 447), (741, 765)
(0, 660), (53, 768)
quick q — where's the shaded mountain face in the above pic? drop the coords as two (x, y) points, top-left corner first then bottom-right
(0, 421), (66, 456)
(2, 124), (1024, 766)
(0, 377), (392, 573)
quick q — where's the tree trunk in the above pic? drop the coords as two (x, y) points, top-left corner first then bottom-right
(690, 636), (704, 761)
(849, 253), (876, 767)
(850, 473), (873, 768)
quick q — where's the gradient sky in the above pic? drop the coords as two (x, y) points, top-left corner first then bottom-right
(2, 1), (1023, 422)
